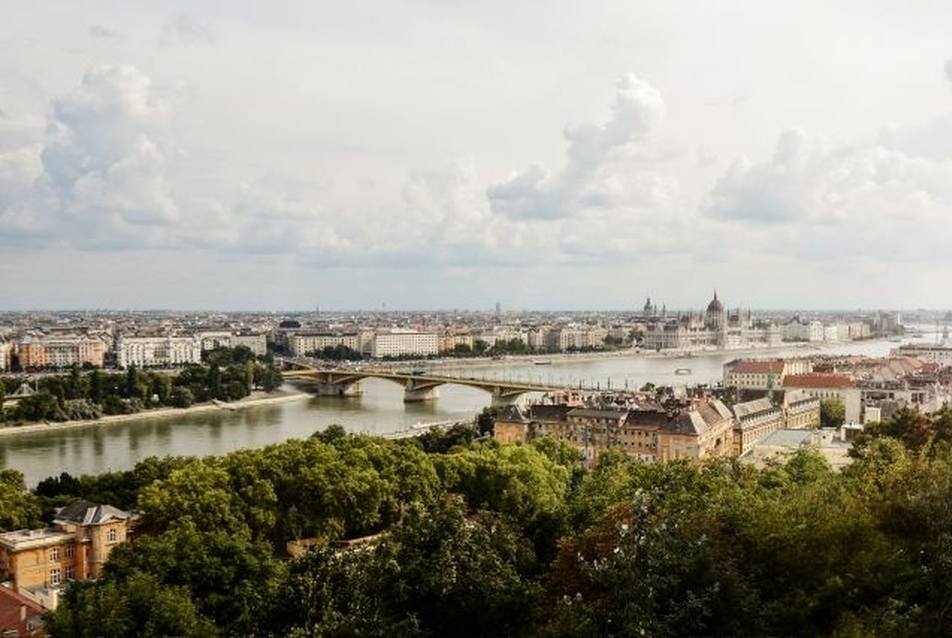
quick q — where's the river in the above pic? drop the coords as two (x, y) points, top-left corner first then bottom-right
(0, 339), (896, 486)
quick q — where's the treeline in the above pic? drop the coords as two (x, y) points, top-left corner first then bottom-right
(0, 346), (282, 424)
(7, 406), (952, 636)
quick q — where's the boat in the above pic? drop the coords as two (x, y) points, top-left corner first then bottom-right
(674, 368), (692, 375)
(212, 399), (238, 411)
(533, 360), (552, 366)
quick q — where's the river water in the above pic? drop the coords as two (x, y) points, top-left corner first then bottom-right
(0, 340), (896, 486)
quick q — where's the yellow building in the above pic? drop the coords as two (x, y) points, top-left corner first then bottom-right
(0, 501), (136, 609)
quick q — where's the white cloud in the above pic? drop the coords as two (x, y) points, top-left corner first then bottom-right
(704, 127), (952, 262)
(35, 65), (181, 247)
(487, 73), (677, 221)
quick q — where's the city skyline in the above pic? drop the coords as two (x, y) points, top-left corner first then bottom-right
(2, 3), (952, 311)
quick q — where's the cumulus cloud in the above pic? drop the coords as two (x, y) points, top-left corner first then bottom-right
(39, 65), (180, 244)
(704, 126), (952, 261)
(487, 73), (677, 221)
(160, 14), (214, 47)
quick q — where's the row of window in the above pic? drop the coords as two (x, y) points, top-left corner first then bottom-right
(49, 566), (75, 585)
(49, 546), (74, 561)
(47, 530), (118, 562)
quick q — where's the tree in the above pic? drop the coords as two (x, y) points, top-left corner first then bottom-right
(88, 369), (104, 404)
(137, 460), (249, 537)
(207, 363), (222, 400)
(101, 522), (280, 635)
(124, 364), (140, 399)
(820, 397), (846, 429)
(0, 469), (42, 530)
(372, 497), (540, 637)
(546, 497), (756, 637)
(48, 573), (218, 638)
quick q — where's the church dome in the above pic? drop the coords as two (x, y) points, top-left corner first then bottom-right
(706, 291), (724, 314)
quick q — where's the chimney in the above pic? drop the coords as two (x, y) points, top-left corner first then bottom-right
(20, 603), (26, 622)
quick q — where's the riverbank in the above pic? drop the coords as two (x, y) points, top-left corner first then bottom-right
(0, 388), (310, 438)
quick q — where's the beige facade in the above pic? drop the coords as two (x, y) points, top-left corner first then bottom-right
(370, 331), (439, 358)
(232, 332), (268, 357)
(290, 332), (360, 357)
(782, 374), (862, 424)
(732, 397), (785, 456)
(722, 358), (811, 391)
(15, 336), (105, 370)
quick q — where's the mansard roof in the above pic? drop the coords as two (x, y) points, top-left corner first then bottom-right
(665, 398), (732, 435)
(54, 501), (133, 526)
(732, 397), (776, 419)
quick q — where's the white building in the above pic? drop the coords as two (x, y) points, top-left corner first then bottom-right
(232, 332), (268, 357)
(116, 335), (202, 368)
(0, 338), (9, 371)
(782, 319), (825, 342)
(290, 332), (360, 357)
(371, 331), (439, 359)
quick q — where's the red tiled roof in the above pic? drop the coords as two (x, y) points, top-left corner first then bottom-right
(0, 585), (44, 637)
(782, 373), (853, 389)
(725, 358), (785, 374)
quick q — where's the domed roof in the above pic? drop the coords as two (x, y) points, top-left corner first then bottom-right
(706, 291), (724, 314)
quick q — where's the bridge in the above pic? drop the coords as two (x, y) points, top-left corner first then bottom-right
(281, 363), (568, 407)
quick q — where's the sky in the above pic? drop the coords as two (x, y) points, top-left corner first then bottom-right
(1, 1), (952, 312)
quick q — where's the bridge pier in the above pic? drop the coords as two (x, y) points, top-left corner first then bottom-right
(491, 389), (528, 409)
(308, 381), (363, 397)
(403, 386), (440, 402)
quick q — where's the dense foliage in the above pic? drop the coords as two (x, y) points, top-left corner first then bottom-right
(2, 406), (949, 636)
(0, 347), (282, 424)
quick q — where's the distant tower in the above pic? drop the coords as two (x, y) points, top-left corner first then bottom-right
(705, 290), (726, 330)
(495, 301), (501, 317)
(643, 297), (656, 318)
(705, 290), (727, 347)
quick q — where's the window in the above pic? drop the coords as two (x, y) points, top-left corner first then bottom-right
(49, 547), (60, 561)
(50, 568), (61, 585)
(107, 529), (118, 543)
(65, 545), (75, 558)
(65, 566), (75, 581)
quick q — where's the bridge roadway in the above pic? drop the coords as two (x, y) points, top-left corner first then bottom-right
(281, 364), (568, 406)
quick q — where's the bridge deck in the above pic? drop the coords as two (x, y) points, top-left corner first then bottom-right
(282, 366), (566, 394)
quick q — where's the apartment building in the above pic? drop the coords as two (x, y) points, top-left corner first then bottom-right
(722, 358), (812, 391)
(289, 332), (360, 357)
(197, 331), (268, 357)
(115, 334), (202, 368)
(14, 336), (106, 370)
(370, 331), (439, 358)
(782, 373), (861, 423)
(732, 397), (785, 456)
